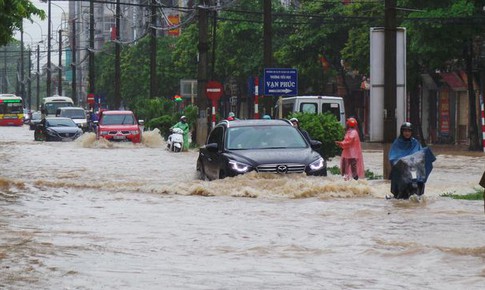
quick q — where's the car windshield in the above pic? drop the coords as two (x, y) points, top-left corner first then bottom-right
(31, 112), (42, 120)
(226, 125), (307, 150)
(46, 118), (77, 127)
(61, 109), (86, 119)
(101, 114), (135, 125)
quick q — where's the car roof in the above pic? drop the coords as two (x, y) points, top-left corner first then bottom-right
(58, 106), (84, 110)
(45, 116), (74, 121)
(218, 119), (292, 128)
(101, 110), (134, 115)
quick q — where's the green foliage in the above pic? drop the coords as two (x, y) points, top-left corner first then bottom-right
(146, 115), (174, 140)
(364, 169), (383, 180)
(131, 97), (175, 123)
(290, 112), (344, 159)
(328, 165), (340, 175)
(441, 189), (484, 200)
(327, 165), (382, 180)
(91, 0), (485, 134)
(0, 0), (45, 45)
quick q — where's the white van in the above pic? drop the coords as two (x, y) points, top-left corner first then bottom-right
(279, 96), (346, 127)
(56, 106), (88, 131)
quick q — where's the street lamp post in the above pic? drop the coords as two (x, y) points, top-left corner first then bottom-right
(37, 44), (40, 110)
(58, 29), (63, 96)
(21, 25), (25, 105)
(71, 18), (77, 105)
(47, 0), (52, 97)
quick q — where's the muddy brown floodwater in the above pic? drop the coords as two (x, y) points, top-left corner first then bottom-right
(1, 126), (485, 289)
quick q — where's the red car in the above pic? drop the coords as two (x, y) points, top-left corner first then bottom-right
(95, 110), (143, 143)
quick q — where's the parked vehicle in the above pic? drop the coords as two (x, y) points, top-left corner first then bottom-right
(34, 117), (83, 141)
(196, 119), (327, 180)
(167, 127), (184, 152)
(94, 110), (144, 143)
(278, 95), (346, 127)
(56, 107), (88, 132)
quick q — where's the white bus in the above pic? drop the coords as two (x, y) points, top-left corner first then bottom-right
(42, 95), (74, 115)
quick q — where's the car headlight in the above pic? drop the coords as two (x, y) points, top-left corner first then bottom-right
(229, 160), (251, 173)
(100, 131), (109, 136)
(130, 130), (139, 135)
(309, 157), (325, 171)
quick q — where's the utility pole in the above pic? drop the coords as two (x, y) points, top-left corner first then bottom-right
(2, 46), (7, 92)
(71, 19), (77, 105)
(47, 0), (52, 97)
(20, 26), (25, 102)
(149, 0), (157, 99)
(383, 0), (397, 178)
(263, 0), (272, 115)
(466, 39), (480, 150)
(58, 29), (63, 96)
(36, 44), (40, 110)
(196, 0), (209, 146)
(28, 47), (32, 109)
(89, 0), (95, 99)
(114, 0), (121, 109)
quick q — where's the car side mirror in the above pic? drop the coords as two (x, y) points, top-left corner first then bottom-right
(310, 139), (322, 150)
(93, 120), (98, 125)
(138, 120), (144, 126)
(205, 143), (219, 152)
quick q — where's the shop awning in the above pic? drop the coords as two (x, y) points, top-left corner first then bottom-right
(440, 72), (467, 91)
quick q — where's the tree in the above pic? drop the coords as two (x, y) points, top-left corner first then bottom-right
(0, 0), (45, 46)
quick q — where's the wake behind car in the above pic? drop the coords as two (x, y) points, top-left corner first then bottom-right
(34, 117), (83, 141)
(95, 110), (144, 143)
(197, 119), (327, 180)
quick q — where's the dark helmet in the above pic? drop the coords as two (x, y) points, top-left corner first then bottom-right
(346, 117), (357, 128)
(400, 122), (413, 134)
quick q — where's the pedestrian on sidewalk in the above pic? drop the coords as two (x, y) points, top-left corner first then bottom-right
(335, 117), (365, 180)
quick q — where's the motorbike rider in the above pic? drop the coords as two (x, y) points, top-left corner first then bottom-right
(389, 122), (422, 166)
(226, 112), (238, 121)
(170, 115), (190, 151)
(388, 122), (430, 198)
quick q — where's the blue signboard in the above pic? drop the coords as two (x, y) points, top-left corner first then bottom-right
(263, 68), (298, 96)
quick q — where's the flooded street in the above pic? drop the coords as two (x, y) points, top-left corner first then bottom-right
(1, 126), (485, 289)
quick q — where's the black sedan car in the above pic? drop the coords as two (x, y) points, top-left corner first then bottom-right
(34, 117), (83, 141)
(197, 119), (327, 180)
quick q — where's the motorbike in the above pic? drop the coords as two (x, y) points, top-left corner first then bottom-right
(167, 127), (184, 152)
(389, 147), (436, 199)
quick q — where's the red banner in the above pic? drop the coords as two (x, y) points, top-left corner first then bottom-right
(439, 93), (450, 135)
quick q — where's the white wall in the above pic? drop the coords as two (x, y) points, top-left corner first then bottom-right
(369, 27), (407, 142)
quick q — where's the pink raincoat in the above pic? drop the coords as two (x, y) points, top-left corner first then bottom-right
(337, 128), (365, 180)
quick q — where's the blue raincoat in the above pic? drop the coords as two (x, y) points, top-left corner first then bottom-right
(389, 136), (436, 198)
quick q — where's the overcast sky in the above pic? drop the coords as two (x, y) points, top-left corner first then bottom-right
(13, 0), (70, 60)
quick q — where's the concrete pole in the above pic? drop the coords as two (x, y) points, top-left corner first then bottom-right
(383, 0), (397, 179)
